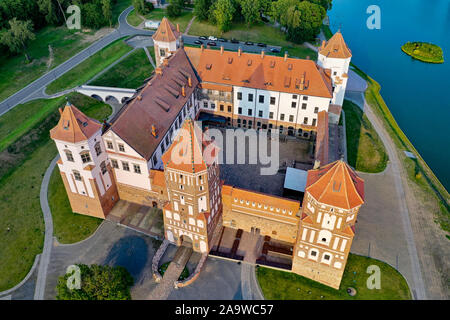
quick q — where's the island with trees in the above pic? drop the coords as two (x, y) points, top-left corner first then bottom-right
(401, 42), (444, 64)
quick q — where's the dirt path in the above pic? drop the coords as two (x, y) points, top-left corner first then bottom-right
(184, 16), (196, 35)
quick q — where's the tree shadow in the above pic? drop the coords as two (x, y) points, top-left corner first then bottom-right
(103, 235), (148, 281)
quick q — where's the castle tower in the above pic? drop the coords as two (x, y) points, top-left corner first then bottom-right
(152, 17), (182, 67)
(317, 31), (352, 107)
(50, 102), (119, 219)
(292, 160), (364, 289)
(161, 118), (222, 253)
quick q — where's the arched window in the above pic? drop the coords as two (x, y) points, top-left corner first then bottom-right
(80, 151), (91, 164)
(73, 170), (82, 181)
(64, 150), (74, 162)
(94, 142), (102, 156)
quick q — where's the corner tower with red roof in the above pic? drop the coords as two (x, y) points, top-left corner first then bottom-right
(161, 118), (222, 253)
(317, 31), (352, 108)
(50, 102), (119, 218)
(292, 160), (364, 289)
(152, 17), (182, 67)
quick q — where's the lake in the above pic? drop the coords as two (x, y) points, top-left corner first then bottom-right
(328, 0), (450, 191)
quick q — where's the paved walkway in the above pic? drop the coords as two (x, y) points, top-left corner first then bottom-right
(143, 47), (156, 69)
(241, 263), (264, 300)
(148, 245), (192, 300)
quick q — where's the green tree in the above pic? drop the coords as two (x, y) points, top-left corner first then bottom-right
(240, 0), (260, 26)
(102, 0), (113, 27)
(56, 264), (134, 300)
(194, 0), (211, 21)
(1, 18), (36, 62)
(132, 0), (154, 15)
(213, 0), (236, 32)
(37, 0), (59, 25)
(83, 2), (106, 29)
(167, 0), (183, 18)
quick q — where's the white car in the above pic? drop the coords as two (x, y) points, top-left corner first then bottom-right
(208, 36), (218, 41)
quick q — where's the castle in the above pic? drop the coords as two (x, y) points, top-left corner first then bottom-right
(50, 18), (364, 290)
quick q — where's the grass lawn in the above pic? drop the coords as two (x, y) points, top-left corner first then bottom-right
(46, 38), (133, 95)
(127, 8), (193, 32)
(112, 0), (132, 26)
(159, 262), (189, 281)
(257, 253), (411, 300)
(90, 48), (154, 88)
(0, 93), (111, 292)
(343, 100), (388, 173)
(401, 42), (444, 64)
(0, 26), (105, 102)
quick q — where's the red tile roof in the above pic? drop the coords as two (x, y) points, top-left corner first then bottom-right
(152, 17), (181, 42)
(107, 49), (199, 160)
(50, 103), (102, 143)
(306, 160), (364, 209)
(319, 31), (352, 59)
(315, 111), (329, 166)
(184, 47), (333, 98)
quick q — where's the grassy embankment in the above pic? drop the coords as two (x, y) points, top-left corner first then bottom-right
(343, 100), (388, 173)
(401, 42), (444, 64)
(257, 253), (411, 300)
(127, 8), (193, 32)
(0, 0), (131, 102)
(90, 47), (155, 88)
(46, 38), (133, 94)
(0, 93), (111, 291)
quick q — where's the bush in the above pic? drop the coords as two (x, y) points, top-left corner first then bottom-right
(167, 4), (182, 18)
(56, 264), (134, 300)
(132, 0), (154, 15)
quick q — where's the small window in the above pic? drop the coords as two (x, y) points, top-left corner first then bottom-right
(122, 161), (130, 171)
(203, 101), (208, 108)
(160, 48), (165, 57)
(100, 161), (107, 175)
(211, 103), (215, 109)
(106, 141), (113, 149)
(303, 96), (308, 101)
(65, 150), (74, 162)
(248, 109), (252, 116)
(227, 105), (232, 112)
(258, 110), (263, 117)
(292, 94), (297, 99)
(304, 117), (308, 125)
(311, 250), (317, 257)
(314, 107), (319, 114)
(248, 93), (253, 102)
(270, 97), (276, 105)
(73, 171), (82, 181)
(80, 152), (91, 164)
(111, 159), (119, 169)
(220, 104), (224, 111)
(289, 115), (294, 122)
(259, 95), (264, 103)
(94, 142), (102, 156)
(280, 113), (285, 121)
(238, 107), (242, 115)
(133, 164), (141, 174)
(237, 92), (242, 100)
(312, 118), (317, 126)
(301, 103), (307, 110)
(324, 254), (331, 260)
(118, 144), (125, 152)
(269, 112), (274, 119)
(291, 102), (297, 108)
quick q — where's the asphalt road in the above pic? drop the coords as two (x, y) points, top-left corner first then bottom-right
(0, 6), (281, 117)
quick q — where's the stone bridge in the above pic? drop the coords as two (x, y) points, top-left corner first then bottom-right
(76, 85), (137, 104)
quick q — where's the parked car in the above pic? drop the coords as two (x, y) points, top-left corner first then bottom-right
(208, 36), (218, 41)
(199, 36), (207, 40)
(231, 38), (239, 44)
(207, 41), (217, 46)
(218, 38), (227, 42)
(244, 41), (254, 45)
(270, 47), (281, 53)
(194, 40), (203, 45)
(257, 43), (267, 47)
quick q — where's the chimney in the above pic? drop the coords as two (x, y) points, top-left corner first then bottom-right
(313, 160), (321, 169)
(201, 44), (204, 51)
(261, 50), (265, 59)
(188, 76), (192, 87)
(181, 85), (186, 97)
(176, 23), (180, 32)
(151, 125), (157, 138)
(58, 108), (63, 115)
(163, 58), (169, 67)
(238, 47), (242, 57)
(220, 45), (224, 55)
(284, 51), (288, 62)
(321, 40), (326, 49)
(156, 67), (163, 75)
